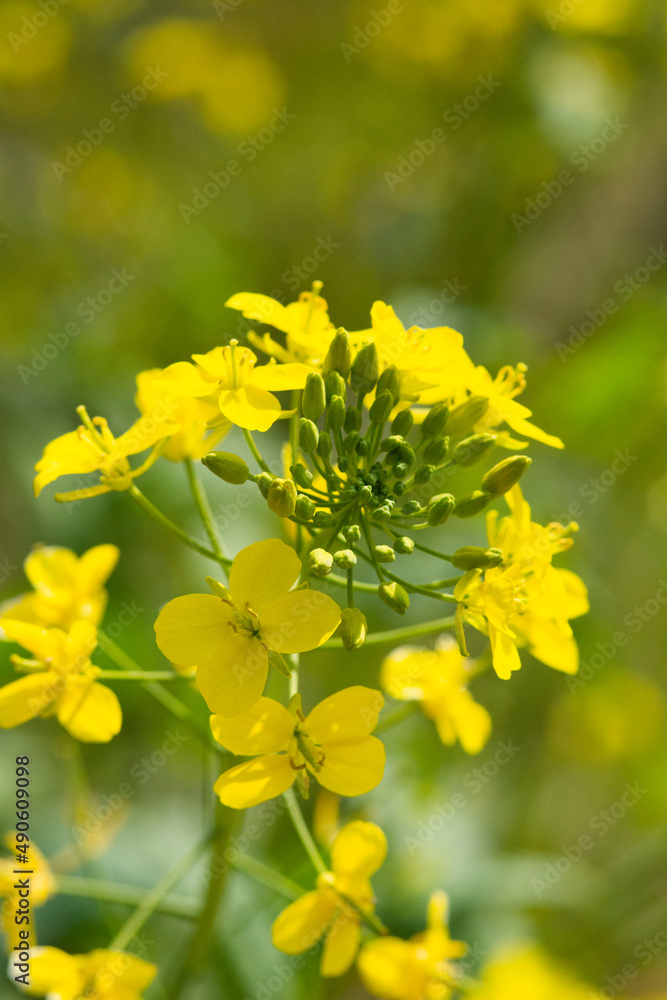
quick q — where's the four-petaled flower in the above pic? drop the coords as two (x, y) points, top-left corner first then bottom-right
(135, 367), (231, 461)
(154, 539), (341, 717)
(272, 820), (387, 977)
(454, 566), (525, 680)
(0, 619), (122, 742)
(21, 946), (156, 1000)
(211, 687), (385, 807)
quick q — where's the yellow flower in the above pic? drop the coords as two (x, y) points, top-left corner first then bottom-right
(225, 287), (338, 368)
(134, 368), (230, 461)
(0, 545), (119, 630)
(154, 538), (341, 717)
(34, 406), (178, 502)
(0, 620), (121, 742)
(358, 890), (466, 999)
(20, 946), (156, 1000)
(211, 687), (385, 807)
(467, 944), (594, 1000)
(0, 835), (54, 948)
(156, 341), (311, 431)
(272, 820), (387, 977)
(454, 567), (525, 680)
(381, 637), (491, 754)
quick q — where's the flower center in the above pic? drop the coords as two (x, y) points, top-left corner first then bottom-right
(227, 602), (262, 640)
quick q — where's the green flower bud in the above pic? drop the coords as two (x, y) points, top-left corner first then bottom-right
(333, 549), (357, 569)
(423, 437), (449, 465)
(402, 500), (421, 514)
(313, 510), (333, 527)
(294, 495), (316, 520)
(393, 536), (414, 555)
(390, 441), (415, 466)
(326, 394), (346, 432)
(351, 342), (379, 396)
(394, 481), (407, 496)
(446, 396), (490, 437)
(340, 608), (367, 650)
(255, 472), (273, 498)
(338, 456), (349, 472)
(421, 402), (449, 438)
(453, 433), (497, 467)
(325, 371), (347, 403)
(201, 451), (249, 485)
(359, 484), (373, 502)
(369, 389), (394, 425)
(454, 490), (493, 518)
(308, 548), (334, 577)
(392, 462), (408, 480)
(414, 464), (434, 485)
(317, 430), (332, 459)
(380, 434), (404, 452)
(378, 581), (410, 614)
(391, 408), (414, 437)
(377, 365), (401, 403)
(344, 406), (362, 433)
(344, 431), (360, 453)
(290, 463), (313, 489)
(341, 525), (359, 544)
(371, 506), (392, 522)
(481, 456), (532, 497)
(302, 372), (326, 421)
(451, 546), (504, 570)
(299, 418), (319, 453)
(427, 493), (456, 526)
(267, 478), (297, 518)
(326, 473), (339, 491)
(322, 328), (352, 379)
(373, 544), (395, 563)
(356, 439), (369, 456)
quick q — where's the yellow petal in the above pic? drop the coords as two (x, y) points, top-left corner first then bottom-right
(251, 362), (312, 391)
(154, 593), (234, 670)
(56, 678), (122, 742)
(321, 916), (361, 977)
(0, 673), (58, 727)
(24, 546), (78, 594)
(0, 620), (60, 660)
(271, 889), (338, 954)
(214, 754), (294, 808)
(219, 384), (281, 431)
(380, 646), (428, 700)
(434, 695), (492, 754)
(357, 937), (416, 1000)
(318, 735), (385, 797)
(66, 620), (98, 662)
(489, 625), (521, 680)
(556, 568), (590, 619)
(226, 292), (292, 333)
(522, 618), (580, 674)
(229, 539), (301, 615)
(84, 949), (157, 992)
(331, 821), (387, 879)
(155, 360), (216, 396)
(77, 544), (120, 591)
(33, 430), (102, 496)
(305, 686), (384, 743)
(22, 947), (83, 998)
(210, 697), (293, 755)
(260, 588), (341, 655)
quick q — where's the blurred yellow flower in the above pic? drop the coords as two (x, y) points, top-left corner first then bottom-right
(211, 687), (385, 807)
(0, 544), (119, 630)
(34, 406), (178, 501)
(226, 287), (337, 368)
(154, 539), (341, 717)
(467, 944), (594, 1000)
(21, 946), (156, 999)
(156, 343), (311, 431)
(0, 835), (54, 948)
(358, 890), (466, 999)
(0, 620), (121, 742)
(381, 637), (491, 753)
(272, 820), (387, 976)
(0, 2), (71, 85)
(135, 368), (230, 461)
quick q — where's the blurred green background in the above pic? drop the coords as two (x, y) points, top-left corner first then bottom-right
(1, 0), (667, 996)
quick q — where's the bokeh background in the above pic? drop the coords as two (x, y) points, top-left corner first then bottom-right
(1, 0), (667, 997)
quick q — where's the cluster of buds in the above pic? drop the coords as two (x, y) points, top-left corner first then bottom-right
(203, 331), (531, 649)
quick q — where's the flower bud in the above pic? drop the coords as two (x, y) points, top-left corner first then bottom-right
(206, 576), (232, 600)
(344, 406), (362, 433)
(202, 451), (249, 485)
(317, 430), (332, 459)
(421, 402), (449, 438)
(314, 510), (333, 527)
(325, 371), (347, 403)
(345, 524), (361, 543)
(338, 455), (349, 472)
(402, 500), (421, 514)
(302, 372), (326, 421)
(351, 342), (379, 396)
(343, 431), (360, 453)
(392, 462), (408, 480)
(308, 548), (334, 577)
(451, 546), (504, 570)
(359, 484), (373, 503)
(255, 472), (273, 498)
(454, 490), (493, 518)
(423, 437), (449, 465)
(369, 389), (394, 425)
(373, 545), (395, 564)
(427, 494), (456, 526)
(356, 439), (369, 456)
(299, 418), (319, 453)
(393, 536), (414, 555)
(371, 505), (392, 522)
(322, 328), (352, 379)
(378, 581), (410, 614)
(391, 408), (413, 437)
(326, 395), (346, 432)
(481, 456), (532, 497)
(446, 396), (489, 437)
(389, 441), (415, 466)
(290, 463), (313, 489)
(453, 433), (497, 467)
(340, 608), (367, 651)
(333, 549), (357, 569)
(414, 464), (435, 485)
(394, 481), (407, 496)
(267, 478), (297, 518)
(295, 495), (316, 520)
(377, 365), (401, 403)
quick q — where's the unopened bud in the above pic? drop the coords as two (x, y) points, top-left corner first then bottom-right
(302, 372), (326, 421)
(421, 402), (449, 438)
(453, 433), (497, 467)
(255, 472), (273, 498)
(299, 418), (319, 453)
(378, 581), (410, 614)
(377, 365), (401, 403)
(451, 546), (504, 570)
(295, 495), (316, 520)
(392, 462), (408, 480)
(446, 396), (489, 437)
(322, 328), (352, 379)
(343, 431), (360, 453)
(314, 510), (333, 527)
(308, 548), (333, 577)
(345, 525), (361, 543)
(351, 342), (379, 396)
(454, 490), (493, 518)
(393, 536), (414, 555)
(414, 464), (434, 485)
(202, 451), (249, 485)
(344, 406), (362, 433)
(326, 395), (346, 432)
(402, 500), (421, 514)
(371, 505), (392, 522)
(423, 437), (449, 465)
(317, 431), (332, 459)
(290, 463), (313, 489)
(481, 456), (532, 497)
(369, 389), (394, 425)
(267, 478), (297, 518)
(325, 371), (347, 403)
(391, 408), (413, 437)
(389, 441), (415, 466)
(340, 608), (367, 651)
(333, 549), (357, 569)
(427, 494), (456, 526)
(373, 545), (395, 564)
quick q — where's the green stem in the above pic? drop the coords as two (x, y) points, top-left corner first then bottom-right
(97, 670), (189, 681)
(283, 788), (327, 874)
(109, 832), (212, 951)
(185, 458), (229, 565)
(242, 428), (272, 473)
(232, 853), (304, 900)
(322, 615), (457, 648)
(288, 652), (300, 698)
(347, 568), (355, 608)
(55, 875), (199, 919)
(324, 573), (380, 594)
(128, 485), (225, 565)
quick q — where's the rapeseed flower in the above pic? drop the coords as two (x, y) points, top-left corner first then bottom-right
(466, 944), (595, 1000)
(211, 687), (385, 807)
(0, 835), (54, 948)
(21, 946), (156, 1000)
(0, 620), (121, 742)
(135, 368), (230, 461)
(272, 820), (387, 976)
(154, 538), (341, 717)
(454, 566), (525, 680)
(226, 287), (338, 368)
